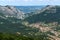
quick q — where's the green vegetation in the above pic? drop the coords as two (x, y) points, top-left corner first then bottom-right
(0, 33), (50, 40)
(24, 6), (60, 24)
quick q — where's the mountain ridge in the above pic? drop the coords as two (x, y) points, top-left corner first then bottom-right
(24, 5), (60, 24)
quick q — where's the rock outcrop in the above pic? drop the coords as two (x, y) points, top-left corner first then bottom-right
(0, 5), (25, 19)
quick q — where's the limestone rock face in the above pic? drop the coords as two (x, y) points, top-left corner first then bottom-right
(0, 5), (25, 19)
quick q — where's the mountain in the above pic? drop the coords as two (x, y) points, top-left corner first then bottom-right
(23, 5), (60, 40)
(0, 5), (25, 19)
(25, 5), (60, 24)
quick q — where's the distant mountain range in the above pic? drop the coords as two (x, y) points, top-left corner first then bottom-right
(15, 6), (45, 13)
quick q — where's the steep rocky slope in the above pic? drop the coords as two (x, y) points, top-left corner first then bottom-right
(0, 5), (25, 19)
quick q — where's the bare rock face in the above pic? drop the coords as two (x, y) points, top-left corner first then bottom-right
(0, 5), (25, 19)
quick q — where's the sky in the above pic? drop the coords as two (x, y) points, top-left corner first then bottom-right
(0, 0), (60, 6)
